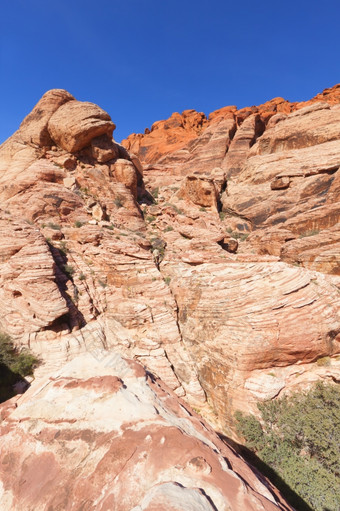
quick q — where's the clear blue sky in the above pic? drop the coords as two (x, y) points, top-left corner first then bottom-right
(1, 0), (339, 144)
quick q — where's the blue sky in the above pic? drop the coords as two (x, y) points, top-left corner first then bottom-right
(1, 0), (339, 144)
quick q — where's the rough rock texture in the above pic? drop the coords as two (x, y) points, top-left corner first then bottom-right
(0, 85), (340, 436)
(48, 100), (116, 153)
(0, 353), (293, 511)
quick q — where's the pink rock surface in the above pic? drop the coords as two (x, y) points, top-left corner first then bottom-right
(0, 353), (293, 511)
(0, 85), (339, 434)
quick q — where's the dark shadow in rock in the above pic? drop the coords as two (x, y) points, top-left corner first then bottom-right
(0, 363), (30, 404)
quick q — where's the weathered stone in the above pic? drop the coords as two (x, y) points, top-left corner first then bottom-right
(0, 353), (293, 511)
(91, 134), (120, 162)
(18, 89), (74, 147)
(178, 175), (219, 209)
(271, 176), (290, 190)
(48, 100), (115, 152)
(113, 159), (138, 199)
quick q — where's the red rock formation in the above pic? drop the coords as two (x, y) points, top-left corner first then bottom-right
(0, 85), (339, 437)
(0, 353), (293, 511)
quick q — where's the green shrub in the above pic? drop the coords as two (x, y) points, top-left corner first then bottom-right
(114, 196), (124, 208)
(64, 264), (75, 278)
(146, 215), (156, 223)
(151, 187), (159, 200)
(235, 383), (340, 511)
(226, 229), (249, 241)
(59, 241), (68, 254)
(74, 220), (84, 228)
(48, 222), (61, 230)
(0, 332), (39, 402)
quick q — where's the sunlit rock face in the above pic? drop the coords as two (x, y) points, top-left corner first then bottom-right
(0, 85), (339, 433)
(0, 353), (293, 511)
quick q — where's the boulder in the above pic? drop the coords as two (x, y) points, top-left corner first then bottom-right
(19, 89), (74, 147)
(48, 100), (115, 152)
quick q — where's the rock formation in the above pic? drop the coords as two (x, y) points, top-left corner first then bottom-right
(0, 85), (339, 432)
(0, 353), (293, 510)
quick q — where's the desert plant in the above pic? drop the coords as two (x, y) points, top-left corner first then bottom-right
(63, 264), (75, 278)
(151, 187), (159, 200)
(235, 382), (340, 511)
(59, 241), (68, 254)
(48, 222), (61, 230)
(114, 196), (124, 208)
(146, 215), (156, 223)
(0, 336), (38, 376)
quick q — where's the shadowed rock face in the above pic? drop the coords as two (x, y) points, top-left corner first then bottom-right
(0, 85), (339, 439)
(0, 353), (293, 511)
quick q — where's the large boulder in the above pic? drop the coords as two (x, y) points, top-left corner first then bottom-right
(48, 100), (115, 152)
(18, 89), (74, 147)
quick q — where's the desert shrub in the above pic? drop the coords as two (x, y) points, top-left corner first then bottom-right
(114, 196), (124, 208)
(59, 240), (69, 254)
(0, 332), (39, 402)
(151, 187), (159, 200)
(235, 383), (340, 511)
(146, 215), (156, 223)
(74, 220), (84, 228)
(226, 229), (249, 241)
(48, 222), (61, 230)
(63, 264), (75, 278)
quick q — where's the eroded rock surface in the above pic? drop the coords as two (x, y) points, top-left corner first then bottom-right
(0, 85), (340, 436)
(0, 353), (293, 511)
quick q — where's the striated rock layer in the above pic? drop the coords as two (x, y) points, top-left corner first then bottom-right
(0, 85), (340, 434)
(0, 353), (293, 511)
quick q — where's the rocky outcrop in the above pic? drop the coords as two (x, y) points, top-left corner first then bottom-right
(0, 85), (340, 435)
(123, 109), (207, 163)
(0, 353), (293, 511)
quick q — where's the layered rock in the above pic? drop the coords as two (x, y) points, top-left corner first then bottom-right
(0, 85), (340, 436)
(0, 353), (293, 511)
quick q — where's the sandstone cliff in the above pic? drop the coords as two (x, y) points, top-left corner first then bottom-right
(0, 86), (339, 431)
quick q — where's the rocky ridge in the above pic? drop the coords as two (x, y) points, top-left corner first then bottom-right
(0, 352), (293, 511)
